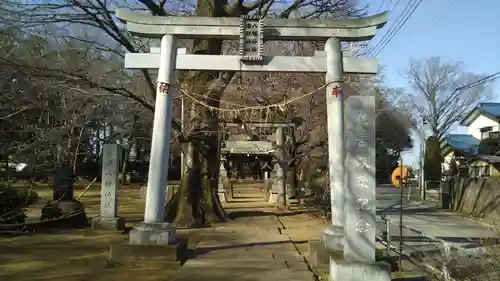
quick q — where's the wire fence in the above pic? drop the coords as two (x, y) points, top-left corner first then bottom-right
(375, 215), (500, 281)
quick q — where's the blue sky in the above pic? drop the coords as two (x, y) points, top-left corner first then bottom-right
(360, 0), (500, 166)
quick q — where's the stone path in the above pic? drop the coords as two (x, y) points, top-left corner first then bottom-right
(171, 183), (326, 281)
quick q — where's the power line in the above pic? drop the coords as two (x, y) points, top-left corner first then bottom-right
(455, 72), (500, 91)
(368, 0), (459, 57)
(407, 0), (459, 35)
(376, 0), (389, 13)
(365, 0), (411, 57)
(371, 0), (425, 57)
(365, 0), (408, 56)
(372, 0), (458, 57)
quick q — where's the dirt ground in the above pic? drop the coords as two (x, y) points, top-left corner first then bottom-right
(0, 184), (187, 281)
(0, 183), (329, 281)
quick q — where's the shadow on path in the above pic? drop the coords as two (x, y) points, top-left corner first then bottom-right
(196, 240), (308, 255)
(377, 207), (441, 216)
(387, 235), (499, 245)
(227, 210), (314, 219)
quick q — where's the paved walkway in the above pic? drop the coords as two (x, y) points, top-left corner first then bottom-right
(171, 183), (326, 281)
(170, 183), (498, 280)
(378, 202), (497, 250)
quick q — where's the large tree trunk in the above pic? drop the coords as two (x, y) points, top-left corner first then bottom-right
(163, 0), (242, 226)
(165, 97), (228, 226)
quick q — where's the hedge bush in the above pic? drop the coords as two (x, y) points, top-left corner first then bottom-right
(0, 187), (39, 225)
(424, 136), (442, 183)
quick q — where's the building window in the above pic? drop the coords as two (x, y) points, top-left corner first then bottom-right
(469, 165), (490, 178)
(480, 166), (490, 177)
(480, 126), (493, 139)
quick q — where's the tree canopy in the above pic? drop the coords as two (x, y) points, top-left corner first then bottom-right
(0, 0), (413, 225)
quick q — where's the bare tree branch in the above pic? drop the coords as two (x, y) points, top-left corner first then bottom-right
(404, 57), (492, 139)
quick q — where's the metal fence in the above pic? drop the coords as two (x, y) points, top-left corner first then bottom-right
(377, 216), (500, 281)
(376, 215), (464, 281)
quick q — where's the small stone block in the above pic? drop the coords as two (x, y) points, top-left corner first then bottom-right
(330, 258), (391, 281)
(308, 240), (344, 267)
(129, 222), (177, 245)
(92, 217), (126, 231)
(268, 192), (279, 204)
(218, 191), (227, 203)
(322, 225), (344, 251)
(110, 241), (186, 263)
(308, 240), (330, 266)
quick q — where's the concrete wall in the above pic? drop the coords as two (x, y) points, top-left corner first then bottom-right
(467, 115), (499, 139)
(451, 177), (500, 224)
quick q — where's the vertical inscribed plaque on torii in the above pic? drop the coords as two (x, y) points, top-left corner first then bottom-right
(239, 15), (264, 61)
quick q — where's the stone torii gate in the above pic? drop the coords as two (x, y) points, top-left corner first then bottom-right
(116, 9), (388, 281)
(220, 121), (295, 205)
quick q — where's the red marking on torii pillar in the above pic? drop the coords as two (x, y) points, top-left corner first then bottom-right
(332, 85), (342, 97)
(158, 82), (169, 94)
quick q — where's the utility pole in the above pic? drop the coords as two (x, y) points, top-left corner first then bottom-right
(180, 95), (185, 174)
(419, 117), (428, 200)
(399, 158), (404, 271)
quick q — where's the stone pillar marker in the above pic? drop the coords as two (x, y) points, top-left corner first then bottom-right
(92, 144), (126, 230)
(218, 158), (228, 203)
(268, 162), (283, 203)
(345, 96), (377, 263)
(330, 96), (390, 281)
(268, 127), (286, 205)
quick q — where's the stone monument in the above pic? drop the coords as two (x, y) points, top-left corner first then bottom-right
(52, 166), (74, 201)
(92, 144), (126, 230)
(40, 165), (88, 228)
(336, 96), (390, 281)
(268, 162), (283, 204)
(218, 158), (228, 203)
(268, 126), (287, 205)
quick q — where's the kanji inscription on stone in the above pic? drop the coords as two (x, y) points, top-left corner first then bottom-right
(344, 95), (376, 263)
(100, 144), (121, 218)
(355, 219), (371, 233)
(355, 198), (371, 210)
(356, 177), (370, 189)
(355, 155), (369, 168)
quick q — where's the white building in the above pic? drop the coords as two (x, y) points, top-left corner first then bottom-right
(440, 103), (500, 177)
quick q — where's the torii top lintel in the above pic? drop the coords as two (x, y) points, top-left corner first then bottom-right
(115, 9), (388, 41)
